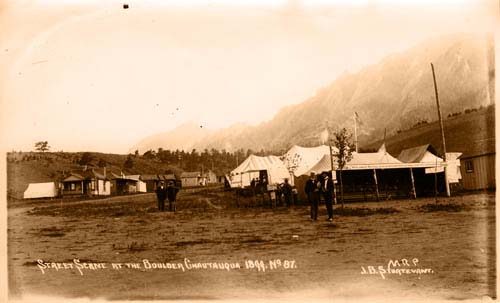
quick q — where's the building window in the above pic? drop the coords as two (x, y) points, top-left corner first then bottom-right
(71, 183), (75, 190)
(91, 181), (95, 190)
(465, 160), (474, 173)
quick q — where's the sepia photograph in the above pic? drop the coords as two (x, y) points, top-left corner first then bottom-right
(0, 0), (497, 302)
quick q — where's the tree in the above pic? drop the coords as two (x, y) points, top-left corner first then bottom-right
(333, 128), (354, 209)
(79, 152), (94, 165)
(124, 154), (134, 169)
(34, 141), (50, 152)
(98, 158), (107, 167)
(143, 149), (157, 159)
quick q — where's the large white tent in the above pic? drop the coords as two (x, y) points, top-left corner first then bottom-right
(303, 144), (449, 175)
(229, 155), (290, 188)
(282, 145), (335, 177)
(23, 182), (58, 199)
(305, 150), (408, 174)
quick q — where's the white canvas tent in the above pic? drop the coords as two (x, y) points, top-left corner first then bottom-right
(282, 145), (334, 177)
(397, 145), (462, 183)
(304, 143), (461, 175)
(229, 155), (290, 188)
(305, 147), (409, 174)
(24, 182), (58, 199)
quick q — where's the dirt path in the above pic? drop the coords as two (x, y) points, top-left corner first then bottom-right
(7, 192), (496, 301)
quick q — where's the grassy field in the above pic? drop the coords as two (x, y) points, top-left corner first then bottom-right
(7, 188), (496, 301)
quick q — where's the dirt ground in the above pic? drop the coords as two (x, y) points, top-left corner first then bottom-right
(7, 189), (496, 301)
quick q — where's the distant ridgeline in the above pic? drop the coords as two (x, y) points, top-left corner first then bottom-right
(130, 34), (494, 153)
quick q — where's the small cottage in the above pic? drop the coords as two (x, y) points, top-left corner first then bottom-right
(180, 171), (204, 187)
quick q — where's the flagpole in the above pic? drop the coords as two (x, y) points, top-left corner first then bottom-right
(354, 114), (358, 153)
(431, 63), (450, 197)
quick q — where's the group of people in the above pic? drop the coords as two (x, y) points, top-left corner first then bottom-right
(155, 181), (179, 212)
(250, 177), (268, 192)
(305, 172), (335, 222)
(250, 177), (296, 207)
(155, 173), (334, 220)
(276, 178), (295, 207)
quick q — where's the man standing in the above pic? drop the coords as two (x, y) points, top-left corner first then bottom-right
(155, 181), (167, 211)
(305, 172), (320, 221)
(167, 181), (179, 212)
(321, 172), (334, 222)
(281, 178), (293, 207)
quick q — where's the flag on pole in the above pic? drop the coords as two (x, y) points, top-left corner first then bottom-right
(320, 128), (329, 144)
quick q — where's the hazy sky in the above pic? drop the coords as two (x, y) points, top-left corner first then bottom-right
(0, 0), (495, 153)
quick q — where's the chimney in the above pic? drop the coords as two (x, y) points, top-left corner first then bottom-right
(103, 166), (106, 179)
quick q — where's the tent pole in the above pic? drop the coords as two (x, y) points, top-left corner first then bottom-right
(434, 157), (438, 203)
(329, 144), (337, 204)
(410, 168), (417, 199)
(373, 169), (380, 201)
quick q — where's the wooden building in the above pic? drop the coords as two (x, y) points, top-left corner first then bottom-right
(159, 174), (176, 184)
(110, 174), (147, 194)
(460, 152), (495, 190)
(140, 174), (161, 192)
(61, 169), (110, 196)
(180, 172), (204, 187)
(204, 170), (218, 184)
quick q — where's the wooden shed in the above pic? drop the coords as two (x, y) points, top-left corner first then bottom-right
(140, 174), (160, 192)
(460, 152), (495, 190)
(180, 172), (204, 187)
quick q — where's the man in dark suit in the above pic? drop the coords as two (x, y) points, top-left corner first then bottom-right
(155, 181), (167, 211)
(305, 172), (320, 221)
(167, 181), (179, 212)
(321, 172), (334, 222)
(281, 178), (293, 207)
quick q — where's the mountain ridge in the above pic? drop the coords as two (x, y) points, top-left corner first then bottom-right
(131, 33), (494, 154)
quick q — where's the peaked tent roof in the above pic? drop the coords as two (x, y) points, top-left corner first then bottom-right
(304, 148), (443, 175)
(282, 145), (335, 177)
(230, 154), (290, 186)
(232, 155), (287, 174)
(397, 144), (439, 163)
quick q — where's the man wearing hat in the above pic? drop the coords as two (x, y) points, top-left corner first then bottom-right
(321, 172), (334, 222)
(155, 181), (167, 211)
(167, 181), (179, 212)
(305, 172), (320, 221)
